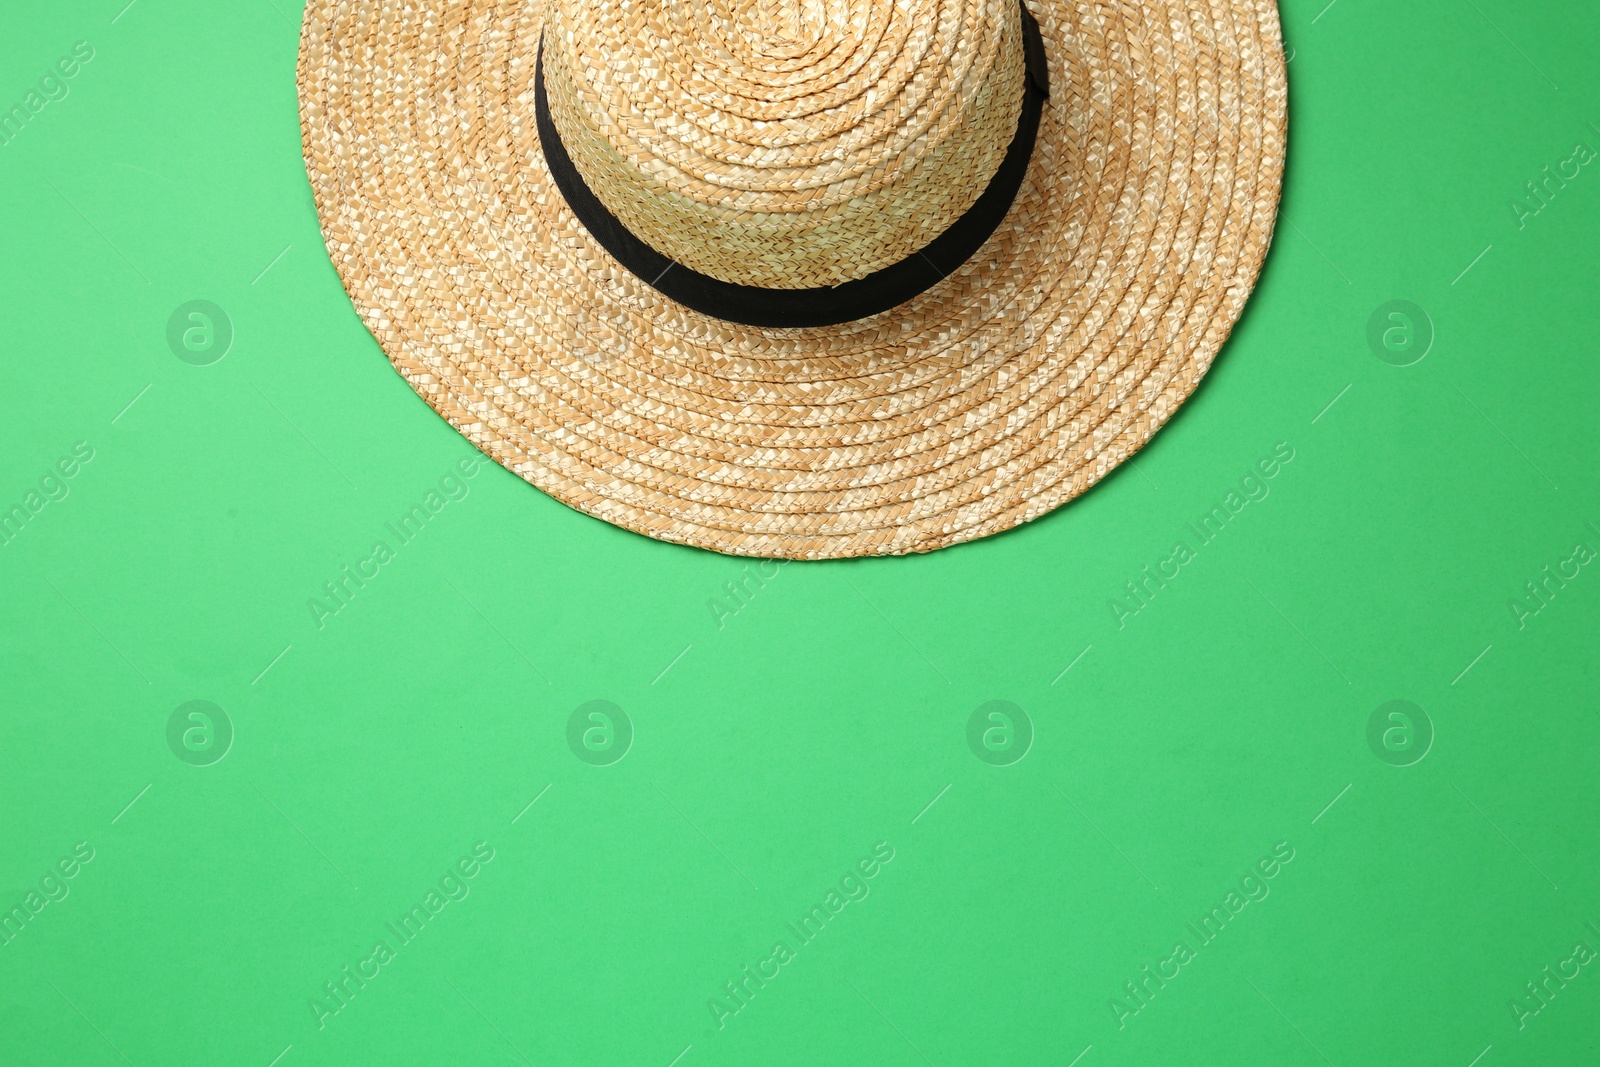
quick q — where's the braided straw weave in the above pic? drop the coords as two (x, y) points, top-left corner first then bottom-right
(544, 0), (1025, 288)
(298, 0), (1287, 559)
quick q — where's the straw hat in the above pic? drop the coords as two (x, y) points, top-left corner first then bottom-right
(298, 0), (1286, 558)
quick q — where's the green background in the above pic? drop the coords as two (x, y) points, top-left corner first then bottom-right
(2, 0), (1597, 1064)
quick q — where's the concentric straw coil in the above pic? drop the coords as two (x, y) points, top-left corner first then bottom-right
(543, 0), (1026, 288)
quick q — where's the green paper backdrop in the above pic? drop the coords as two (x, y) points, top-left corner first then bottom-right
(1, 1), (1596, 1064)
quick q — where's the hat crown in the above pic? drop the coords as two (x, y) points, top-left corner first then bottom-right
(542, 0), (1027, 290)
(744, 0), (821, 52)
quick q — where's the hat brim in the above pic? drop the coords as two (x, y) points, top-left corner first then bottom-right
(298, 0), (1287, 558)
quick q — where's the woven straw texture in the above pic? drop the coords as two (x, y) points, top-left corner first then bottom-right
(298, 0), (1287, 559)
(543, 0), (1026, 288)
